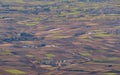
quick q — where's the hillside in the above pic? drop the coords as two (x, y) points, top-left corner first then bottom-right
(0, 0), (120, 75)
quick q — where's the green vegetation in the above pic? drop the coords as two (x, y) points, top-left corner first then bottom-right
(95, 31), (113, 37)
(50, 30), (63, 34)
(93, 56), (120, 63)
(25, 22), (38, 26)
(0, 50), (11, 55)
(104, 73), (117, 75)
(5, 69), (26, 75)
(115, 26), (120, 29)
(46, 53), (56, 58)
(80, 52), (91, 57)
(25, 54), (34, 58)
(0, 16), (3, 19)
(17, 21), (39, 26)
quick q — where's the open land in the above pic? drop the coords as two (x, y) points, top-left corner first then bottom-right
(0, 0), (120, 75)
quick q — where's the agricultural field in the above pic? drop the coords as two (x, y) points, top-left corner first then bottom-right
(0, 0), (120, 75)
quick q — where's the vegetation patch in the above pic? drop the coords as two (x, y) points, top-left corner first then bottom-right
(104, 73), (117, 75)
(5, 69), (26, 75)
(17, 21), (39, 26)
(25, 22), (39, 26)
(53, 35), (68, 39)
(46, 53), (56, 58)
(95, 31), (112, 37)
(0, 50), (11, 55)
(80, 52), (91, 57)
(25, 54), (34, 58)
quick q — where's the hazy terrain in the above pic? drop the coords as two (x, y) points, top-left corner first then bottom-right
(0, 0), (120, 75)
